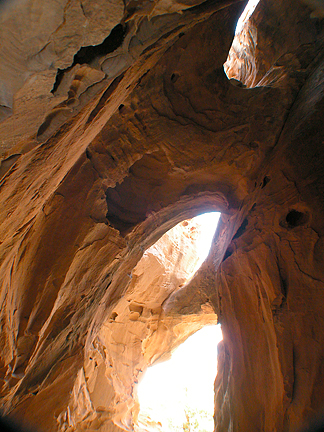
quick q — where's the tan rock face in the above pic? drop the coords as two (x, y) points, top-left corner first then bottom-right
(61, 217), (218, 431)
(0, 0), (324, 431)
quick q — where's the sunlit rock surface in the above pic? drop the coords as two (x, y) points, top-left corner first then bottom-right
(65, 218), (218, 431)
(0, 0), (324, 431)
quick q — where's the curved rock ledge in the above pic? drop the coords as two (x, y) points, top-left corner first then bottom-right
(0, 0), (324, 431)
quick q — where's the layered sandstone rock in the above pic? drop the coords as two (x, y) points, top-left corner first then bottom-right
(0, 0), (324, 431)
(59, 217), (218, 431)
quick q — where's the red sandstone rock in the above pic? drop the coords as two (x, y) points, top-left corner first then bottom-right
(0, 0), (323, 431)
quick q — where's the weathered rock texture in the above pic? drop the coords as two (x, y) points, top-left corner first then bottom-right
(62, 218), (218, 431)
(0, 0), (324, 431)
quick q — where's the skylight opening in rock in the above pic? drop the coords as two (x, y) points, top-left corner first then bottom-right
(235, 0), (260, 34)
(223, 0), (260, 86)
(189, 211), (221, 274)
(137, 324), (223, 432)
(140, 211), (220, 289)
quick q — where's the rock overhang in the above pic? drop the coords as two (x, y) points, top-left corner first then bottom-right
(0, 0), (323, 431)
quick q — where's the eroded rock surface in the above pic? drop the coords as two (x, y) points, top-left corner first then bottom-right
(59, 218), (217, 431)
(0, 0), (324, 431)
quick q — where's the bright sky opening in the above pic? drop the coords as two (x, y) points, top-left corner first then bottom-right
(137, 212), (222, 431)
(194, 212), (221, 263)
(137, 325), (223, 431)
(187, 212), (221, 280)
(235, 0), (260, 34)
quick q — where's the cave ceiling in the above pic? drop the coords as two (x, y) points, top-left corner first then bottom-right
(0, 0), (324, 431)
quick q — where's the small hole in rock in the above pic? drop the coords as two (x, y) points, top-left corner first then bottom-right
(223, 247), (233, 261)
(171, 73), (179, 83)
(261, 176), (270, 188)
(233, 218), (248, 240)
(51, 68), (67, 94)
(286, 210), (307, 228)
(110, 311), (118, 321)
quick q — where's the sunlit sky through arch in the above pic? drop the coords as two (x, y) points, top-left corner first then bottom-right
(192, 211), (221, 270)
(137, 212), (223, 431)
(235, 0), (260, 34)
(137, 325), (223, 431)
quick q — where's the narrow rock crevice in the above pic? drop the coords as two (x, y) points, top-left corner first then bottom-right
(51, 24), (127, 95)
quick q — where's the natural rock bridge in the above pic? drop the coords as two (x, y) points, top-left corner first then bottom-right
(0, 0), (324, 431)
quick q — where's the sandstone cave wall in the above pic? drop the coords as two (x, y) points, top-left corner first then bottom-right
(0, 0), (323, 431)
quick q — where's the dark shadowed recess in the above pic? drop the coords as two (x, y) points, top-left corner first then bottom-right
(222, 216), (249, 262)
(51, 24), (127, 94)
(105, 151), (171, 235)
(286, 209), (308, 228)
(105, 147), (232, 237)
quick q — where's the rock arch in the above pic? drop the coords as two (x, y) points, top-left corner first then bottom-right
(0, 0), (324, 431)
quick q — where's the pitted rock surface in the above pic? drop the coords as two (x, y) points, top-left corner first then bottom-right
(0, 1), (324, 431)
